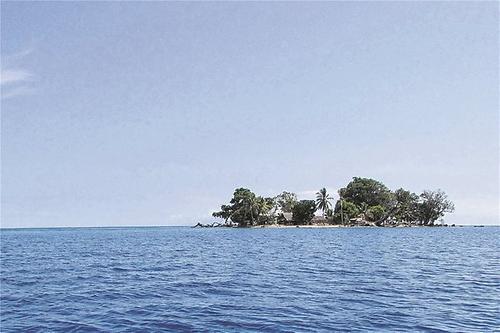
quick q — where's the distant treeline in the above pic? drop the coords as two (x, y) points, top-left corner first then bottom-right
(212, 177), (454, 227)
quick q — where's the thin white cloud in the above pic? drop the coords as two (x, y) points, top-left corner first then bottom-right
(1, 48), (36, 100)
(1, 69), (33, 86)
(1, 86), (35, 101)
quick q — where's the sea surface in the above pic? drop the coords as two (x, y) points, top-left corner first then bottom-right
(1, 226), (499, 332)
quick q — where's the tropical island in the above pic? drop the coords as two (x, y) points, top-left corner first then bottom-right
(195, 177), (455, 228)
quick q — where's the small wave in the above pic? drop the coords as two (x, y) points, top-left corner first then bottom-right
(1, 227), (498, 332)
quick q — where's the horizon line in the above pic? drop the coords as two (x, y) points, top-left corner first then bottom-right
(1, 224), (498, 230)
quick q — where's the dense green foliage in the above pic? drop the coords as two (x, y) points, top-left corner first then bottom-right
(366, 205), (386, 222)
(418, 190), (455, 225)
(292, 200), (317, 225)
(276, 191), (298, 213)
(211, 188), (274, 227)
(333, 200), (360, 224)
(212, 178), (454, 227)
(333, 177), (455, 226)
(392, 188), (420, 223)
(339, 177), (394, 210)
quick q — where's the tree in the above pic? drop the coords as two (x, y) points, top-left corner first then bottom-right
(211, 182), (455, 228)
(392, 188), (420, 224)
(339, 177), (394, 210)
(256, 197), (276, 225)
(212, 204), (233, 224)
(255, 197), (272, 215)
(212, 188), (264, 227)
(316, 188), (333, 217)
(276, 191), (298, 213)
(333, 200), (360, 224)
(417, 190), (455, 225)
(292, 200), (317, 225)
(366, 205), (385, 222)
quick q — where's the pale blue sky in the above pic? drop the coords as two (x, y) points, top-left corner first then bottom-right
(1, 2), (498, 227)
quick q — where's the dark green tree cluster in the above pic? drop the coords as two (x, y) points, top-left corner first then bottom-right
(275, 191), (297, 213)
(212, 188), (276, 227)
(292, 200), (317, 225)
(333, 177), (454, 226)
(212, 178), (454, 227)
(213, 188), (310, 227)
(333, 177), (393, 225)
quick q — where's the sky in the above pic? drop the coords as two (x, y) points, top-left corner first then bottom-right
(1, 2), (498, 228)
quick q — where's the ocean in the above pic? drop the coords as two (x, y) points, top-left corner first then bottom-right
(1, 226), (498, 332)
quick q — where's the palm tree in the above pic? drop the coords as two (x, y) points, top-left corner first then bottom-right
(316, 188), (332, 217)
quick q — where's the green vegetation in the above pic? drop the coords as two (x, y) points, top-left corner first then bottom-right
(211, 188), (275, 227)
(210, 177), (454, 227)
(333, 200), (360, 225)
(292, 200), (317, 225)
(316, 188), (332, 217)
(276, 191), (298, 213)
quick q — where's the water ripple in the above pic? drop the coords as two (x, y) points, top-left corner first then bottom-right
(1, 227), (499, 332)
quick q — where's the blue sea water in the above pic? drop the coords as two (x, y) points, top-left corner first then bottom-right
(1, 227), (499, 332)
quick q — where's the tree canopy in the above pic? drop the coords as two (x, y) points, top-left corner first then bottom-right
(211, 179), (454, 227)
(275, 191), (298, 213)
(333, 178), (454, 226)
(292, 200), (317, 225)
(339, 177), (394, 210)
(418, 190), (455, 225)
(212, 188), (268, 227)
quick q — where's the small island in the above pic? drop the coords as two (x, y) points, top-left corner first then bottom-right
(196, 177), (455, 228)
